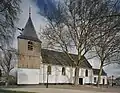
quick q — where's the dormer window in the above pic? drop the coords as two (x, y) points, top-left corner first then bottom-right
(28, 41), (33, 51)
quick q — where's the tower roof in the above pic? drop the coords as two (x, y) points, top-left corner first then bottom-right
(17, 8), (41, 43)
(23, 17), (38, 38)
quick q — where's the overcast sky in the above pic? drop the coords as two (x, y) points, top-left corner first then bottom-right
(15, 0), (120, 78)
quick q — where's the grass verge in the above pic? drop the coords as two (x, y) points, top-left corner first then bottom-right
(0, 89), (35, 93)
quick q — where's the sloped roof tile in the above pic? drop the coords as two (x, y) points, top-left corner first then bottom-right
(93, 69), (107, 76)
(41, 49), (92, 68)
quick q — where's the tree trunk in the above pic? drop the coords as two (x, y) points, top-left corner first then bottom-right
(5, 82), (8, 87)
(97, 63), (103, 87)
(74, 66), (79, 85)
(5, 77), (9, 87)
(5, 73), (9, 87)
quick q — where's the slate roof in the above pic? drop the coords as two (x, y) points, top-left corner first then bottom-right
(41, 49), (92, 68)
(17, 17), (41, 43)
(93, 69), (107, 76)
(116, 77), (120, 80)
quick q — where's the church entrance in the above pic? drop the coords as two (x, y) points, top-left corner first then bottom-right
(79, 78), (83, 85)
(103, 79), (105, 85)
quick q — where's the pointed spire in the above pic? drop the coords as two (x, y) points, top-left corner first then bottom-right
(17, 6), (41, 43)
(29, 6), (31, 18)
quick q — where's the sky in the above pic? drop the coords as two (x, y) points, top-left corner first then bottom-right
(15, 0), (120, 78)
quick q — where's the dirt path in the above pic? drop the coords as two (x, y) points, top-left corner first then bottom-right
(2, 85), (120, 93)
(4, 87), (119, 93)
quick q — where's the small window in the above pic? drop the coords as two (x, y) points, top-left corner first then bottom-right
(62, 67), (66, 75)
(85, 69), (88, 77)
(94, 77), (97, 83)
(28, 41), (33, 51)
(47, 65), (51, 75)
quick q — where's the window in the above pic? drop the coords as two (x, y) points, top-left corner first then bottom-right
(103, 79), (105, 85)
(62, 67), (66, 75)
(94, 77), (97, 83)
(85, 69), (88, 77)
(47, 65), (51, 75)
(0, 69), (2, 77)
(28, 41), (33, 51)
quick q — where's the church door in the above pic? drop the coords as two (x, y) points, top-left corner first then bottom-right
(79, 78), (83, 85)
(103, 79), (105, 85)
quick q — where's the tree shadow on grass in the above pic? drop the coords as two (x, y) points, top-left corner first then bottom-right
(0, 89), (35, 93)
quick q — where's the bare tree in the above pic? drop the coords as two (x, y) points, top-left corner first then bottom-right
(91, 24), (120, 86)
(0, 0), (21, 85)
(0, 0), (21, 47)
(40, 0), (120, 85)
(87, 0), (120, 86)
(0, 48), (17, 86)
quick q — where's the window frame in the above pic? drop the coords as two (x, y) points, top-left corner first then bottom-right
(28, 41), (33, 51)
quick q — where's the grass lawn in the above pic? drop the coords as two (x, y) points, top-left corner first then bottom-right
(0, 89), (35, 93)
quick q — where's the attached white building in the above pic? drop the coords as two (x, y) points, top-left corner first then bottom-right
(92, 69), (107, 85)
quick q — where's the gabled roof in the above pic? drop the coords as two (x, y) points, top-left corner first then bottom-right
(17, 17), (41, 43)
(41, 49), (92, 68)
(93, 69), (107, 76)
(116, 77), (120, 80)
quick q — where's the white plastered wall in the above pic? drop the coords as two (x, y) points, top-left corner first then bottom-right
(39, 64), (93, 85)
(17, 64), (93, 85)
(93, 75), (107, 84)
(17, 68), (40, 84)
(39, 64), (73, 84)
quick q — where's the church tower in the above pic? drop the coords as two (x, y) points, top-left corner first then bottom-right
(17, 8), (42, 84)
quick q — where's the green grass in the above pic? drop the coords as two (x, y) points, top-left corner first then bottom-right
(0, 89), (35, 93)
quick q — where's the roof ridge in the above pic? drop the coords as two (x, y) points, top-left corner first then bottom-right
(42, 48), (78, 56)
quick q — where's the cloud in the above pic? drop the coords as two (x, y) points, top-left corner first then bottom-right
(104, 64), (120, 77)
(36, 0), (65, 23)
(18, 0), (46, 31)
(36, 0), (57, 15)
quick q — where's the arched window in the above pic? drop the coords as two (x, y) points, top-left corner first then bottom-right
(0, 69), (2, 77)
(28, 41), (33, 51)
(62, 67), (66, 75)
(47, 65), (51, 75)
(103, 79), (105, 85)
(94, 77), (97, 83)
(85, 69), (88, 77)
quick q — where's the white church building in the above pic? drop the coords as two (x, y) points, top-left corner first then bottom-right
(17, 12), (107, 85)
